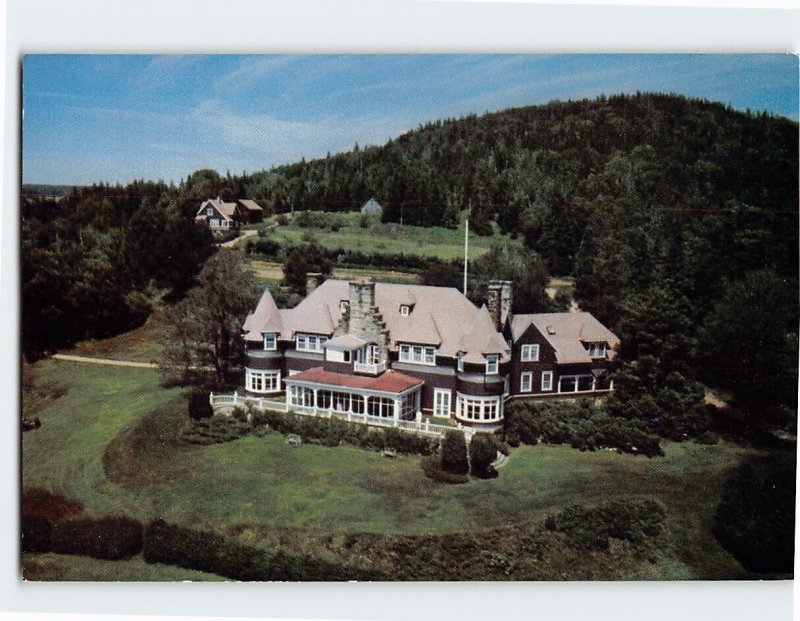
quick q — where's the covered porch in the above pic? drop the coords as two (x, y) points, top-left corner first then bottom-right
(284, 366), (423, 421)
(556, 368), (614, 394)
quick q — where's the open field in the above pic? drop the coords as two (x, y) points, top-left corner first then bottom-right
(244, 258), (422, 288)
(23, 330), (757, 578)
(261, 213), (520, 261)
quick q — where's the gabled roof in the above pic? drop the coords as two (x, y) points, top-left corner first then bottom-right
(197, 198), (239, 221)
(511, 312), (620, 364)
(242, 290), (283, 336)
(325, 334), (367, 350)
(286, 367), (423, 394)
(360, 198), (382, 214)
(243, 279), (510, 361)
(238, 199), (263, 212)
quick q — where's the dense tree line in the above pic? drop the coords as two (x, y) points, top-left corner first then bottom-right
(21, 175), (219, 359)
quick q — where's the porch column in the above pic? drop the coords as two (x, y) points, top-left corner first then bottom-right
(313, 388), (319, 412)
(348, 392), (353, 413)
(393, 398), (401, 420)
(574, 377), (579, 394)
(557, 377), (562, 393)
(609, 379), (614, 390)
(591, 376), (596, 392)
(363, 395), (369, 416)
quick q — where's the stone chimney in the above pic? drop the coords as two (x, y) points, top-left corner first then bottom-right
(347, 278), (389, 358)
(306, 272), (323, 295)
(487, 280), (513, 330)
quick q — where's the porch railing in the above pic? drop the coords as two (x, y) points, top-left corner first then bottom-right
(209, 391), (457, 439)
(353, 360), (386, 375)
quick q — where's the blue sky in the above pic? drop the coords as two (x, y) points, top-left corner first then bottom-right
(22, 54), (798, 185)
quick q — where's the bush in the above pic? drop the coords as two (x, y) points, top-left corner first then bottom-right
(187, 389), (213, 420)
(469, 433), (497, 477)
(440, 430), (469, 475)
(505, 399), (663, 457)
(544, 500), (666, 551)
(420, 455), (469, 484)
(51, 516), (144, 560)
(181, 416), (252, 445)
(21, 513), (53, 553)
(21, 488), (84, 553)
(143, 519), (383, 581)
(713, 452), (796, 573)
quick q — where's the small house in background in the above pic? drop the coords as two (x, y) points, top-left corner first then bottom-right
(237, 199), (264, 224)
(195, 197), (241, 232)
(360, 197), (383, 216)
(195, 197), (264, 231)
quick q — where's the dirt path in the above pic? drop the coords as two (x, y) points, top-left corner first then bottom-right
(50, 354), (158, 369)
(220, 229), (258, 248)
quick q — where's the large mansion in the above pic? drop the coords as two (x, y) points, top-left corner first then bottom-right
(241, 276), (619, 429)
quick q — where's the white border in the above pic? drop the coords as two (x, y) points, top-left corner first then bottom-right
(2, 1), (798, 620)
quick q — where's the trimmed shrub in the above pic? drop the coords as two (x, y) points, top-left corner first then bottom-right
(469, 433), (498, 477)
(51, 516), (144, 560)
(420, 455), (469, 484)
(143, 519), (383, 581)
(505, 399), (663, 457)
(181, 416), (252, 445)
(21, 488), (84, 553)
(440, 430), (469, 475)
(713, 452), (796, 573)
(187, 389), (213, 420)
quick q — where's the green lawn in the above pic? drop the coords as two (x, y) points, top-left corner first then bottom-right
(22, 552), (225, 581)
(23, 350), (756, 579)
(264, 214), (519, 261)
(245, 258), (422, 289)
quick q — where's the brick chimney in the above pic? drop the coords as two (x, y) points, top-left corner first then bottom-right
(487, 280), (513, 330)
(306, 272), (323, 295)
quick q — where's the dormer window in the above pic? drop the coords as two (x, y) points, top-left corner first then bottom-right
(400, 305), (410, 316)
(398, 343), (436, 366)
(457, 351), (465, 372)
(263, 333), (277, 351)
(587, 342), (607, 358)
(485, 354), (499, 375)
(206, 207), (213, 216)
(340, 300), (350, 313)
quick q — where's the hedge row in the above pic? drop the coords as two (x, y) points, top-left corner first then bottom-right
(544, 499), (666, 551)
(181, 416), (253, 445)
(251, 409), (439, 455)
(143, 519), (383, 581)
(21, 489), (84, 553)
(505, 399), (664, 457)
(51, 516), (143, 560)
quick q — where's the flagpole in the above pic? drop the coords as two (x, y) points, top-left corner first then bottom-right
(463, 218), (469, 295)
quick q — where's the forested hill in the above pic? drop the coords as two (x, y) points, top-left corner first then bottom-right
(248, 92), (796, 259)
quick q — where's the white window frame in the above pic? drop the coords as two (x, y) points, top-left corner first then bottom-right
(485, 354), (499, 375)
(457, 352), (465, 372)
(587, 342), (607, 359)
(296, 333), (327, 352)
(520, 372), (533, 393)
(400, 305), (410, 316)
(263, 333), (277, 351)
(521, 343), (540, 362)
(398, 343), (436, 366)
(340, 300), (349, 313)
(206, 207), (214, 216)
(541, 371), (554, 392)
(455, 393), (503, 422)
(433, 388), (451, 417)
(246, 369), (281, 394)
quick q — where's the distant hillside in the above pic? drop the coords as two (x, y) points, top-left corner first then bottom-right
(22, 184), (81, 201)
(242, 92), (797, 274)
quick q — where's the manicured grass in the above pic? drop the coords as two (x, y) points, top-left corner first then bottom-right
(266, 215), (519, 261)
(22, 553), (225, 581)
(23, 349), (756, 579)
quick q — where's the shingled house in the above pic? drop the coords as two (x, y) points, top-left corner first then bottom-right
(241, 277), (619, 429)
(195, 197), (264, 231)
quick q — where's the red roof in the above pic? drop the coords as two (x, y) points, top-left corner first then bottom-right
(287, 367), (423, 394)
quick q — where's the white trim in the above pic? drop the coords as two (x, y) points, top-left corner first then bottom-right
(457, 351), (465, 372)
(263, 332), (277, 351)
(520, 371), (533, 393)
(520, 343), (540, 362)
(398, 343), (436, 366)
(296, 332), (328, 352)
(245, 368), (281, 394)
(541, 371), (554, 392)
(485, 354), (499, 375)
(455, 392), (503, 423)
(433, 388), (451, 417)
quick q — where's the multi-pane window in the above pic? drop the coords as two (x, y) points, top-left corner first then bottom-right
(433, 389), (451, 417)
(521, 343), (540, 361)
(485, 354), (499, 375)
(246, 369), (281, 393)
(296, 333), (328, 352)
(398, 343), (436, 366)
(587, 342), (607, 358)
(400, 305), (410, 316)
(263, 333), (277, 351)
(541, 371), (553, 391)
(457, 351), (465, 372)
(456, 394), (503, 422)
(520, 372), (533, 392)
(340, 300), (349, 313)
